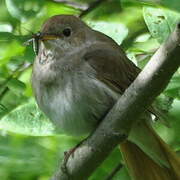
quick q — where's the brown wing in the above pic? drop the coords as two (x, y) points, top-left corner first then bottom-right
(84, 47), (157, 116)
(84, 47), (140, 94)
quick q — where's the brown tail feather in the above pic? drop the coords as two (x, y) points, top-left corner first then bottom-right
(120, 125), (180, 180)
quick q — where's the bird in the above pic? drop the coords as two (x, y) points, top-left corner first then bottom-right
(31, 15), (180, 180)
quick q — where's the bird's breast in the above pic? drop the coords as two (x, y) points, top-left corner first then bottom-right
(36, 67), (119, 136)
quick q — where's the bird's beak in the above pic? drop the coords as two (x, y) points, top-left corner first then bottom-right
(40, 34), (60, 41)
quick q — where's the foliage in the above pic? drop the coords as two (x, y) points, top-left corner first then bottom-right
(0, 0), (180, 179)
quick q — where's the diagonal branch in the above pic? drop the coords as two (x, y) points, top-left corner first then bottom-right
(51, 22), (180, 180)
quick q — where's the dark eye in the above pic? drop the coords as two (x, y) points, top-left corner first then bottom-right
(62, 28), (71, 37)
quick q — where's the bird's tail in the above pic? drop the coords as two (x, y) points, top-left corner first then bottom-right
(120, 122), (180, 180)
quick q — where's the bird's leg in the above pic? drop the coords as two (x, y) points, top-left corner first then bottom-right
(61, 137), (88, 175)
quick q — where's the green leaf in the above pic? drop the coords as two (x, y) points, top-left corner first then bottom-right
(0, 104), (7, 112)
(164, 73), (180, 99)
(0, 23), (12, 32)
(0, 32), (16, 41)
(5, 0), (27, 21)
(0, 99), (56, 136)
(0, 32), (28, 43)
(143, 6), (180, 43)
(143, 6), (170, 43)
(7, 78), (26, 95)
(0, 40), (25, 66)
(46, 1), (79, 17)
(168, 99), (180, 149)
(88, 21), (128, 45)
(163, 0), (180, 12)
(5, 0), (44, 22)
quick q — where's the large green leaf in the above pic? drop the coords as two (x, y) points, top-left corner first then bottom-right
(143, 6), (180, 43)
(143, 6), (170, 43)
(88, 21), (128, 45)
(0, 99), (56, 136)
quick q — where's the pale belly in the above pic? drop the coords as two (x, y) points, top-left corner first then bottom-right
(39, 75), (119, 136)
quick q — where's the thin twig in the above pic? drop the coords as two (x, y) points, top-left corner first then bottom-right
(104, 163), (123, 180)
(79, 0), (108, 18)
(52, 0), (88, 10)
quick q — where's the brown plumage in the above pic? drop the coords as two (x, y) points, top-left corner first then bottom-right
(120, 123), (180, 180)
(32, 15), (180, 180)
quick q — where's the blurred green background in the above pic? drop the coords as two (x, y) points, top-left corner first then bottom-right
(0, 0), (180, 179)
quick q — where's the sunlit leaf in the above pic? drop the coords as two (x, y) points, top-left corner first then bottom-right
(0, 99), (56, 136)
(88, 21), (128, 45)
(143, 6), (170, 43)
(46, 1), (79, 17)
(143, 6), (180, 43)
(0, 24), (12, 32)
(0, 41), (25, 66)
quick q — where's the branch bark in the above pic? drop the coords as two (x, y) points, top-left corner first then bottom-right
(51, 22), (180, 180)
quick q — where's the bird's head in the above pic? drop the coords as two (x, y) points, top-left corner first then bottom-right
(39, 15), (91, 51)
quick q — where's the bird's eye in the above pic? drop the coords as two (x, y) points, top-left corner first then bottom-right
(62, 28), (71, 37)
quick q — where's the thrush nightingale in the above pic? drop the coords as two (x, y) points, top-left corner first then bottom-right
(32, 15), (180, 180)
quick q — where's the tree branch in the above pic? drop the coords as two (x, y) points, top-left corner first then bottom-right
(51, 22), (180, 180)
(79, 0), (108, 18)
